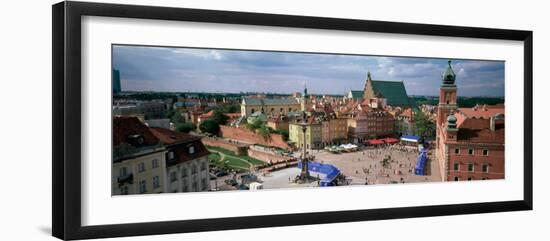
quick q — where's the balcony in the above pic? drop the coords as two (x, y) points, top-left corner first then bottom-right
(117, 173), (134, 185)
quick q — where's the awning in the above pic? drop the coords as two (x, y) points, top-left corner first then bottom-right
(400, 135), (420, 142)
(367, 139), (384, 145)
(382, 138), (400, 143)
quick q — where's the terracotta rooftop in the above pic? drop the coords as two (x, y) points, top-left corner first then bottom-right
(458, 105), (504, 119)
(399, 108), (413, 118)
(450, 105), (505, 143)
(149, 127), (210, 166)
(149, 127), (202, 145)
(113, 116), (159, 146)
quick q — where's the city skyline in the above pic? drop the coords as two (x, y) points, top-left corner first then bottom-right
(113, 45), (505, 97)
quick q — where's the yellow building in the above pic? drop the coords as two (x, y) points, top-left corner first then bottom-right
(322, 118), (348, 146)
(289, 121), (322, 150)
(241, 97), (301, 117)
(112, 117), (168, 195)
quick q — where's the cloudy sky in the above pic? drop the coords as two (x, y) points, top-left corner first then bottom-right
(113, 45), (505, 97)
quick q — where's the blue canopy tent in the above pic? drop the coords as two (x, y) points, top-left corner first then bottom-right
(297, 161), (340, 186)
(415, 150), (428, 175)
(400, 135), (421, 143)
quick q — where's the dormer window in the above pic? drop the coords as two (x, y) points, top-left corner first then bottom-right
(127, 134), (145, 146)
(189, 146), (195, 154)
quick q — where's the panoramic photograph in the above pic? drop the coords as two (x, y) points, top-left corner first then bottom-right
(111, 45), (505, 195)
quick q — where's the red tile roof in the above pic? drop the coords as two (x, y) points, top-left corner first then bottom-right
(149, 127), (210, 166)
(399, 108), (413, 118)
(458, 106), (504, 119)
(149, 127), (202, 145)
(452, 105), (505, 143)
(113, 116), (159, 146)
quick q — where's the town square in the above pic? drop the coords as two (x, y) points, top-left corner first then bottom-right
(111, 46), (505, 195)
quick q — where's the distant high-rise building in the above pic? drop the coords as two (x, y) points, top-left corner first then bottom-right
(113, 69), (122, 94)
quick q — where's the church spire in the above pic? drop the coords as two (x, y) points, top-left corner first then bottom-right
(367, 70), (372, 81)
(442, 60), (456, 86)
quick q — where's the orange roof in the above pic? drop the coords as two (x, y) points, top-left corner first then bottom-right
(149, 127), (202, 145)
(225, 113), (241, 118)
(458, 105), (504, 119)
(399, 108), (413, 118)
(113, 116), (159, 146)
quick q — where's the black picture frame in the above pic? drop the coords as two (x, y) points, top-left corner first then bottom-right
(52, 1), (533, 240)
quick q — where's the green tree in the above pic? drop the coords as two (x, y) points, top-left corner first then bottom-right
(246, 118), (263, 131)
(273, 129), (289, 141)
(165, 109), (175, 120)
(199, 119), (220, 135)
(219, 104), (239, 113)
(414, 111), (435, 139)
(212, 110), (229, 125)
(170, 111), (185, 124)
(257, 125), (272, 141)
(176, 122), (196, 133)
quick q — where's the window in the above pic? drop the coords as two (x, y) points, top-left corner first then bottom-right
(192, 181), (198, 192)
(152, 159), (159, 168)
(482, 163), (489, 173)
(188, 146), (195, 154)
(167, 151), (175, 160)
(467, 177), (473, 181)
(170, 172), (177, 182)
(139, 180), (147, 193)
(454, 176), (459, 181)
(280, 108), (283, 113)
(181, 167), (188, 177)
(288, 107), (292, 112)
(119, 167), (128, 177)
(468, 162), (474, 172)
(468, 149), (474, 155)
(453, 162), (460, 171)
(483, 149), (489, 156)
(191, 164), (197, 174)
(138, 162), (145, 172)
(251, 108), (255, 113)
(454, 148), (460, 154)
(200, 161), (207, 171)
(153, 176), (160, 189)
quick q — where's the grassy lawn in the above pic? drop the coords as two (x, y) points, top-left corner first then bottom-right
(208, 153), (221, 162)
(241, 156), (265, 165)
(206, 145), (266, 170)
(222, 156), (250, 170)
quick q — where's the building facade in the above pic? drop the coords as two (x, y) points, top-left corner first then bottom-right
(435, 61), (505, 181)
(240, 97), (301, 117)
(289, 120), (322, 150)
(363, 71), (412, 107)
(395, 108), (415, 136)
(150, 128), (211, 193)
(112, 116), (167, 195)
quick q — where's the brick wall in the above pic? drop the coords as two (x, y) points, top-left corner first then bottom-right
(201, 137), (249, 156)
(220, 125), (290, 150)
(247, 149), (294, 164)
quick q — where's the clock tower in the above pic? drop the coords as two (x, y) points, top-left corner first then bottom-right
(437, 60), (458, 127)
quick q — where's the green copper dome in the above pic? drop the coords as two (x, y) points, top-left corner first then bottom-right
(447, 112), (457, 129)
(442, 60), (456, 85)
